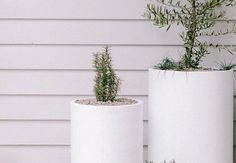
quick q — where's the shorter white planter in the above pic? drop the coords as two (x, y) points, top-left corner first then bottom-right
(71, 99), (143, 163)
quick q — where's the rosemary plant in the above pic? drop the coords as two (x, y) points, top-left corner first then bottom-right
(144, 0), (236, 70)
(93, 46), (121, 102)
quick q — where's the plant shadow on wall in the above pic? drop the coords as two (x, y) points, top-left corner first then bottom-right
(144, 0), (236, 71)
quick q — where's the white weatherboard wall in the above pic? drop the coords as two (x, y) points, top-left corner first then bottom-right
(0, 0), (235, 163)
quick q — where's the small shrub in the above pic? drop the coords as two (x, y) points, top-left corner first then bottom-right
(154, 57), (177, 70)
(218, 61), (236, 70)
(93, 46), (121, 102)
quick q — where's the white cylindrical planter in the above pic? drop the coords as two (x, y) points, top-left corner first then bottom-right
(71, 100), (143, 163)
(148, 69), (233, 163)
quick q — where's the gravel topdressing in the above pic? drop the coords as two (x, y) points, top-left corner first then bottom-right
(76, 98), (138, 106)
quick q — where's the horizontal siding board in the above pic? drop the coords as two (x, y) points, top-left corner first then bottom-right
(0, 70), (147, 95)
(0, 121), (69, 145)
(0, 20), (183, 45)
(1, 93), (236, 121)
(0, 45), (181, 70)
(1, 70), (236, 95)
(0, 94), (236, 121)
(0, 0), (234, 20)
(0, 146), (70, 163)
(0, 121), (148, 146)
(0, 120), (234, 162)
(0, 0), (146, 20)
(0, 96), (74, 120)
(0, 146), (235, 163)
(0, 20), (234, 45)
(0, 146), (148, 163)
(0, 95), (148, 120)
(0, 45), (234, 70)
(1, 120), (235, 147)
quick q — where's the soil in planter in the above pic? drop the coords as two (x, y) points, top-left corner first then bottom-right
(76, 98), (137, 106)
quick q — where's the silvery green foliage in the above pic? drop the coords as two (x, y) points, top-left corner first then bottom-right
(217, 60), (236, 70)
(93, 46), (120, 102)
(144, 0), (236, 69)
(154, 57), (177, 70)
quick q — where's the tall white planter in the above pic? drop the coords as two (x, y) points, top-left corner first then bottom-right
(71, 100), (143, 163)
(148, 69), (233, 163)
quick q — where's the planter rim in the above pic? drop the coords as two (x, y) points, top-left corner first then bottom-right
(71, 98), (142, 109)
(149, 67), (232, 74)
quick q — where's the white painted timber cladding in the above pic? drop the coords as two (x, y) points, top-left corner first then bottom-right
(0, 0), (234, 20)
(0, 0), (235, 162)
